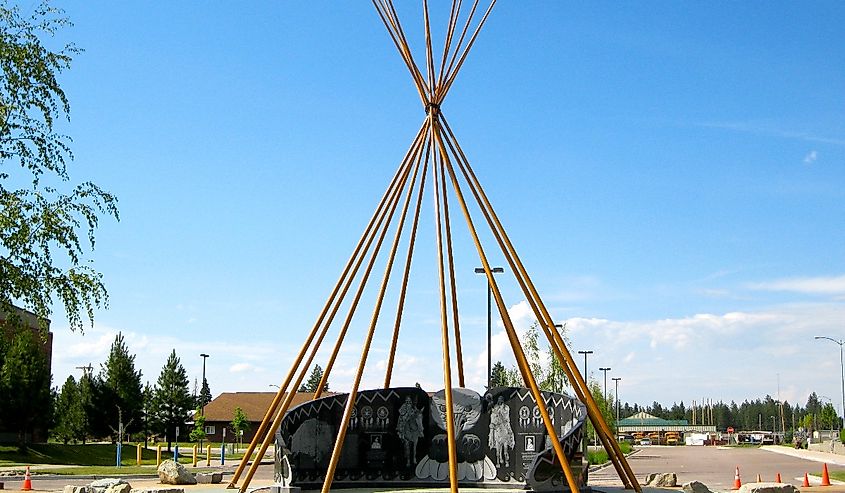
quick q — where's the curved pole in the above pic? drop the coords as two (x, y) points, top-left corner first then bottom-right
(384, 144), (430, 388)
(430, 115), (459, 493)
(440, 115), (640, 491)
(314, 124), (428, 399)
(320, 136), (426, 493)
(439, 149), (465, 387)
(431, 118), (581, 493)
(228, 121), (428, 490)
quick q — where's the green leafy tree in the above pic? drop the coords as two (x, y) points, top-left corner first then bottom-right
(522, 322), (545, 386)
(52, 375), (84, 443)
(151, 350), (193, 451)
(0, 328), (52, 448)
(189, 408), (206, 443)
(231, 406), (250, 447)
(0, 1), (119, 332)
(100, 332), (143, 440)
(298, 364), (328, 393)
(820, 403), (837, 430)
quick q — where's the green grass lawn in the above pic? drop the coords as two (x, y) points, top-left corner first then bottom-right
(0, 442), (244, 468)
(587, 441), (633, 465)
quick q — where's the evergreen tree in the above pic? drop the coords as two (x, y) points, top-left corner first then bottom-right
(76, 371), (96, 443)
(199, 378), (212, 410)
(140, 382), (154, 447)
(100, 332), (143, 440)
(53, 375), (85, 444)
(299, 364), (328, 393)
(151, 349), (193, 451)
(0, 329), (52, 448)
(489, 361), (509, 388)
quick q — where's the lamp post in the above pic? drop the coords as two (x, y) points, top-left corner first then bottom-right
(475, 266), (504, 389)
(599, 367), (611, 405)
(815, 336), (845, 430)
(199, 353), (210, 415)
(612, 377), (622, 427)
(578, 350), (593, 382)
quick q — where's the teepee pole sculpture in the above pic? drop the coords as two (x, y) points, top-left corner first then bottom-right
(229, 2), (642, 492)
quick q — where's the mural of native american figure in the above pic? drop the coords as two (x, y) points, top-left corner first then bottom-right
(396, 396), (424, 467)
(488, 395), (515, 468)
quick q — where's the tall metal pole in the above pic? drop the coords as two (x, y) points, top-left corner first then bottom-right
(578, 350), (593, 381)
(815, 336), (845, 430)
(613, 377), (622, 427)
(476, 266), (503, 389)
(199, 353), (210, 415)
(600, 367), (611, 405)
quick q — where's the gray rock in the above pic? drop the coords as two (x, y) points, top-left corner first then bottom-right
(89, 478), (129, 493)
(738, 482), (799, 493)
(645, 472), (678, 487)
(683, 480), (712, 493)
(156, 460), (196, 485)
(104, 484), (131, 493)
(64, 486), (92, 493)
(194, 472), (222, 484)
(270, 486), (301, 493)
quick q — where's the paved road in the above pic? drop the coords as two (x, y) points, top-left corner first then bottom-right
(590, 445), (845, 491)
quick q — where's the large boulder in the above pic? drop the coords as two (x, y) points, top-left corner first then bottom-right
(738, 482), (799, 493)
(683, 480), (713, 493)
(156, 460), (197, 485)
(645, 472), (678, 487)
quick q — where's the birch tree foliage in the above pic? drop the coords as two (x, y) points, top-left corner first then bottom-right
(0, 0), (118, 332)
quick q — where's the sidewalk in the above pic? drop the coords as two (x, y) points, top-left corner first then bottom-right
(762, 445), (845, 468)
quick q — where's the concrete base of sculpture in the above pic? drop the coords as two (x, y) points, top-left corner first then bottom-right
(276, 386), (588, 491)
(270, 485), (301, 493)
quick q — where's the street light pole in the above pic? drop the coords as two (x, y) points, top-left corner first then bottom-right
(475, 266), (504, 389)
(199, 353), (210, 416)
(578, 350), (593, 382)
(612, 377), (622, 427)
(815, 336), (845, 430)
(599, 367), (611, 405)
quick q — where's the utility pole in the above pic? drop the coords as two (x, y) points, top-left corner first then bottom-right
(200, 353), (210, 415)
(578, 350), (593, 381)
(475, 267), (503, 389)
(612, 377), (622, 427)
(599, 367), (611, 405)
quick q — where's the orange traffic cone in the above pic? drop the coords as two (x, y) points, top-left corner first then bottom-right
(776, 472), (782, 483)
(821, 463), (831, 487)
(733, 466), (742, 489)
(803, 473), (810, 487)
(20, 465), (32, 491)
(757, 473), (763, 483)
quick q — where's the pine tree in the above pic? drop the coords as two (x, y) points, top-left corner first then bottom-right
(53, 375), (85, 444)
(199, 377), (212, 409)
(151, 349), (193, 451)
(100, 332), (143, 440)
(490, 361), (509, 388)
(0, 329), (52, 448)
(298, 364), (328, 392)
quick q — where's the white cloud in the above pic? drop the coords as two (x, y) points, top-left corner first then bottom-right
(229, 362), (260, 373)
(803, 150), (818, 165)
(748, 274), (845, 295)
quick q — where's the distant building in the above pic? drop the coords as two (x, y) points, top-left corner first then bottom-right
(617, 411), (716, 443)
(201, 391), (335, 443)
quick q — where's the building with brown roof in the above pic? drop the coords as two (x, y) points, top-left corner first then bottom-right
(201, 391), (334, 443)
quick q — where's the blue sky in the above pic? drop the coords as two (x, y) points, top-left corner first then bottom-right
(44, 2), (844, 412)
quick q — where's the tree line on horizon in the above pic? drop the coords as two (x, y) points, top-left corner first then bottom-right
(490, 322), (837, 439)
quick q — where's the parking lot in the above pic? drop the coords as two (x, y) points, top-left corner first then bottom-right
(590, 445), (845, 491)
